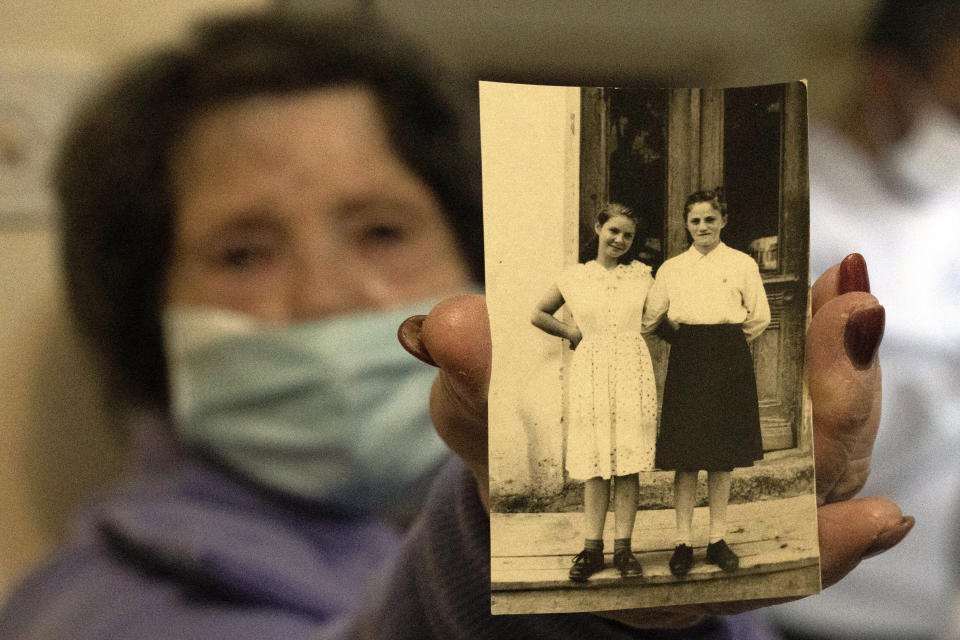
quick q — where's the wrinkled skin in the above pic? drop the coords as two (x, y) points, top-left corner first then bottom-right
(410, 258), (910, 629)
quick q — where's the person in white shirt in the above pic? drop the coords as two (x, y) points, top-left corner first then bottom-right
(767, 1), (960, 639)
(642, 188), (771, 578)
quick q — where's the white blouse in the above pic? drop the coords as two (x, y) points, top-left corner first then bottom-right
(641, 242), (771, 341)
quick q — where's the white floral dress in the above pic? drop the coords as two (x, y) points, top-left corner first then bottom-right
(556, 260), (658, 480)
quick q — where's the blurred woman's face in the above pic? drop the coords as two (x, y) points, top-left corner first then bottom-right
(685, 201), (726, 254)
(594, 214), (636, 261)
(164, 87), (470, 323)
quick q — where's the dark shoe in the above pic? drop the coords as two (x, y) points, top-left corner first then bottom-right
(612, 549), (643, 579)
(669, 543), (693, 577)
(706, 539), (739, 572)
(569, 548), (604, 582)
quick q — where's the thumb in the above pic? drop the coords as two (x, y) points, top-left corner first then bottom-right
(398, 294), (491, 506)
(817, 496), (914, 588)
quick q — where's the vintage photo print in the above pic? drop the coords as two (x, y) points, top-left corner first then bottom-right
(480, 80), (817, 615)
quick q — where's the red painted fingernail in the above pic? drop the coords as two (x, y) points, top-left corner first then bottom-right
(397, 315), (438, 367)
(838, 253), (870, 294)
(863, 516), (915, 559)
(844, 305), (885, 368)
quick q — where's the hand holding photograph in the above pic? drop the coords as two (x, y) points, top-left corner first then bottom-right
(481, 80), (817, 615)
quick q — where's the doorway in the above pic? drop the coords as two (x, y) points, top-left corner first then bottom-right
(579, 83), (810, 454)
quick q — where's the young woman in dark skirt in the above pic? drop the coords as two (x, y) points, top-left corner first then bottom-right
(641, 189), (771, 577)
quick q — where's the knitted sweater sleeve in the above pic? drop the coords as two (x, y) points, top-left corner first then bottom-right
(341, 459), (779, 640)
(0, 457), (781, 640)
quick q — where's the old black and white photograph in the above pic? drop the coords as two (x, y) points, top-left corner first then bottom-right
(481, 80), (817, 615)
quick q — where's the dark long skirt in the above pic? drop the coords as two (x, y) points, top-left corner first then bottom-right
(655, 323), (763, 471)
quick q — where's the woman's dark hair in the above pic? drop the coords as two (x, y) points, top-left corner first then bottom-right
(683, 188), (727, 222)
(57, 11), (483, 409)
(595, 202), (643, 229)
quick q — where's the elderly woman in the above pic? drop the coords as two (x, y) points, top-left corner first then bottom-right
(642, 189), (770, 577)
(0, 11), (906, 639)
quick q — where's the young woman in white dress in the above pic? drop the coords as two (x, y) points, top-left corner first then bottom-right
(642, 189), (771, 577)
(531, 203), (658, 582)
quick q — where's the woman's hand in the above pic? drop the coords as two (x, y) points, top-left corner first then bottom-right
(530, 284), (580, 349)
(398, 254), (911, 627)
(398, 297), (491, 508)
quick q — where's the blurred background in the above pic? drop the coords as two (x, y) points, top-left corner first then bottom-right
(0, 0), (877, 602)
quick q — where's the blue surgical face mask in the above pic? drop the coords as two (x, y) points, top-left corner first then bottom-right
(163, 301), (449, 518)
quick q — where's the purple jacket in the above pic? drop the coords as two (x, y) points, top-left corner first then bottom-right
(0, 424), (779, 639)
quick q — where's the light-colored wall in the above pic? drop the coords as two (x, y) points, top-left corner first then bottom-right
(482, 82), (580, 499)
(0, 0), (269, 601)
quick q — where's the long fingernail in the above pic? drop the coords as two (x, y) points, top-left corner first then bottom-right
(838, 253), (870, 294)
(844, 305), (885, 368)
(863, 516), (915, 559)
(398, 315), (438, 367)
